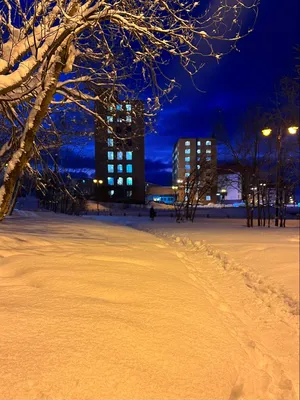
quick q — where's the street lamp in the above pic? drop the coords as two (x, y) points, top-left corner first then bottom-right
(287, 126), (299, 135)
(262, 128), (272, 137)
(93, 179), (103, 215)
(261, 125), (299, 226)
(93, 179), (103, 184)
(261, 126), (299, 137)
(172, 185), (179, 204)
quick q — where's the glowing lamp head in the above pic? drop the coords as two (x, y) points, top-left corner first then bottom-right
(288, 126), (299, 135)
(262, 128), (272, 137)
(99, 180), (103, 184)
(93, 179), (98, 184)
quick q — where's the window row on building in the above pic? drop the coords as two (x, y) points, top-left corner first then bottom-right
(184, 149), (212, 155)
(107, 151), (132, 160)
(107, 177), (133, 186)
(185, 140), (212, 146)
(108, 190), (133, 198)
(184, 194), (211, 201)
(108, 164), (133, 173)
(108, 104), (132, 112)
(107, 115), (132, 123)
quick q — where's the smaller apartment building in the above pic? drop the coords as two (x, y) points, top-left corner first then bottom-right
(146, 184), (176, 205)
(172, 138), (217, 204)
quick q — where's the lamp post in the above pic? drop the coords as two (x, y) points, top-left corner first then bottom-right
(93, 179), (103, 215)
(262, 125), (299, 226)
(172, 185), (179, 203)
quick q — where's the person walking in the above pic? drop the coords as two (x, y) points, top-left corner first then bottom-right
(150, 206), (156, 221)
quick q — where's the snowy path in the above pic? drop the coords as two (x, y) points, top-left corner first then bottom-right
(0, 214), (298, 399)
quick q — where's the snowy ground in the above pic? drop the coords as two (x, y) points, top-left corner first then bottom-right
(133, 218), (300, 303)
(0, 213), (299, 399)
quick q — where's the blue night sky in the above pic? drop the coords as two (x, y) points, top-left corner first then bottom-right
(64, 0), (300, 186)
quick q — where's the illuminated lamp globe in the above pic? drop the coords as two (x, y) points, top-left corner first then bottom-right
(262, 128), (272, 137)
(288, 126), (299, 135)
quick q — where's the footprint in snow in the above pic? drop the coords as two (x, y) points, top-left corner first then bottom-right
(155, 244), (167, 248)
(188, 273), (197, 281)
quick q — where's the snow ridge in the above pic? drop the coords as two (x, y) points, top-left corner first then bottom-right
(146, 229), (300, 317)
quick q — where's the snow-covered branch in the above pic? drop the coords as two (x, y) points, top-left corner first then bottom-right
(0, 0), (259, 219)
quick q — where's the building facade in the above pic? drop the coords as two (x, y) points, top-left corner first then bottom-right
(217, 173), (242, 204)
(145, 183), (176, 205)
(94, 99), (145, 203)
(172, 138), (217, 204)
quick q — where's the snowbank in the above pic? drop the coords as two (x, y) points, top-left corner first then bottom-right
(0, 214), (298, 399)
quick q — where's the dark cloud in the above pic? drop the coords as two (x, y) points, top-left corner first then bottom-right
(145, 159), (172, 186)
(59, 148), (95, 170)
(59, 148), (172, 185)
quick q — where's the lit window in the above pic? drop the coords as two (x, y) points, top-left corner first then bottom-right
(206, 140), (211, 146)
(206, 156), (211, 161)
(185, 173), (190, 177)
(117, 151), (123, 160)
(197, 141), (201, 146)
(117, 117), (122, 123)
(197, 165), (200, 170)
(107, 138), (114, 147)
(126, 151), (133, 160)
(185, 149), (190, 154)
(126, 104), (132, 112)
(185, 164), (190, 170)
(108, 164), (114, 173)
(126, 115), (132, 123)
(107, 127), (113, 134)
(107, 116), (113, 123)
(126, 164), (133, 173)
(127, 177), (133, 186)
(185, 196), (188, 201)
(108, 190), (114, 197)
(117, 177), (123, 185)
(185, 141), (190, 146)
(197, 149), (201, 154)
(107, 151), (114, 160)
(185, 157), (190, 162)
(127, 190), (132, 197)
(197, 157), (201, 162)
(108, 106), (114, 112)
(206, 195), (211, 201)
(116, 104), (122, 111)
(117, 164), (123, 173)
(206, 149), (211, 154)
(107, 177), (114, 185)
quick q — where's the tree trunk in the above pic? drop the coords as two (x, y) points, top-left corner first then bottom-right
(0, 50), (66, 221)
(7, 179), (21, 216)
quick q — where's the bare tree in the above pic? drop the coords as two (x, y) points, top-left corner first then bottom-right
(175, 158), (217, 222)
(0, 0), (258, 220)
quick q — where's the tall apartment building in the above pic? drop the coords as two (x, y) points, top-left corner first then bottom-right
(94, 98), (145, 203)
(172, 138), (217, 204)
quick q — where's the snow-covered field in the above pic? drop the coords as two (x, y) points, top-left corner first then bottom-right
(134, 218), (300, 304)
(0, 213), (299, 399)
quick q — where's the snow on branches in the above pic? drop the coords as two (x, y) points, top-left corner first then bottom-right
(0, 0), (259, 219)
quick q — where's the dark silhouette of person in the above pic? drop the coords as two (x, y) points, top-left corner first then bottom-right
(150, 206), (156, 221)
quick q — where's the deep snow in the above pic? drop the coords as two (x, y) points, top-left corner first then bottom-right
(0, 213), (299, 399)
